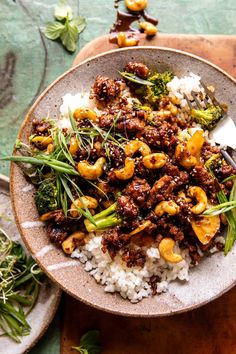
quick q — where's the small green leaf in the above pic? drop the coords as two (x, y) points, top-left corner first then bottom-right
(44, 22), (65, 40)
(60, 21), (78, 52)
(55, 0), (73, 21)
(15, 139), (22, 149)
(70, 16), (86, 33)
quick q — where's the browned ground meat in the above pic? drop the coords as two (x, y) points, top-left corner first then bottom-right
(124, 62), (149, 79)
(217, 164), (235, 182)
(201, 142), (221, 161)
(101, 228), (130, 259)
(124, 177), (151, 206)
(32, 119), (51, 136)
(122, 249), (146, 268)
(117, 195), (139, 219)
(47, 224), (68, 244)
(91, 76), (121, 102)
(147, 175), (176, 207)
(116, 117), (146, 131)
(137, 124), (178, 152)
(148, 275), (161, 296)
(190, 165), (217, 201)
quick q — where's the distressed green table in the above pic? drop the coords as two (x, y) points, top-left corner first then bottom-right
(1, 0), (236, 353)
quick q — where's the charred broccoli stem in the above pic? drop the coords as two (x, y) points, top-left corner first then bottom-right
(205, 153), (222, 177)
(84, 202), (122, 232)
(35, 179), (58, 215)
(191, 105), (223, 130)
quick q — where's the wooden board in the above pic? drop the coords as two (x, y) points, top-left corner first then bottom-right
(73, 33), (236, 79)
(61, 34), (236, 354)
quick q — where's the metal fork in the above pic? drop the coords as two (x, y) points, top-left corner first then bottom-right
(184, 82), (236, 170)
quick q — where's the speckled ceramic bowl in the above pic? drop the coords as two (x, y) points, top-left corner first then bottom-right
(11, 47), (236, 317)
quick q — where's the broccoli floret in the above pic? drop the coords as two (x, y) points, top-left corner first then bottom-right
(35, 180), (58, 215)
(144, 71), (174, 104)
(191, 105), (223, 130)
(205, 153), (222, 177)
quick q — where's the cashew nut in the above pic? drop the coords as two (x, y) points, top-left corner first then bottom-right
(159, 238), (183, 263)
(178, 191), (192, 203)
(117, 32), (139, 47)
(188, 186), (207, 215)
(73, 107), (98, 122)
(124, 140), (151, 157)
(142, 153), (167, 169)
(62, 231), (86, 255)
(190, 215), (220, 245)
(129, 220), (151, 236)
(139, 21), (157, 36)
(70, 196), (98, 218)
(77, 157), (106, 180)
(175, 131), (205, 168)
(175, 144), (197, 168)
(154, 201), (180, 217)
(31, 136), (53, 147)
(125, 0), (148, 11)
(114, 157), (135, 180)
(69, 136), (79, 155)
(46, 143), (54, 154)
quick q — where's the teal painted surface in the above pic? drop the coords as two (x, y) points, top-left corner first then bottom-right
(0, 0), (236, 353)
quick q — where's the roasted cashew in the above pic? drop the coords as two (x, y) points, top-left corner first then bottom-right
(142, 153), (167, 169)
(188, 186), (207, 215)
(139, 21), (157, 36)
(125, 0), (148, 11)
(124, 140), (151, 157)
(190, 215), (220, 245)
(69, 136), (79, 155)
(77, 157), (106, 180)
(31, 136), (53, 147)
(70, 196), (98, 218)
(178, 191), (192, 203)
(62, 231), (86, 254)
(73, 107), (98, 122)
(175, 144), (197, 168)
(129, 220), (151, 236)
(114, 157), (135, 180)
(46, 143), (54, 154)
(159, 238), (183, 263)
(117, 32), (139, 47)
(154, 201), (180, 217)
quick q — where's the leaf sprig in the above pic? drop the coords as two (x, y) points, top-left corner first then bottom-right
(43, 0), (86, 52)
(72, 330), (102, 354)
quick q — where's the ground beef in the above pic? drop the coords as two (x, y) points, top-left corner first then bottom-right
(32, 119), (51, 136)
(190, 164), (217, 201)
(137, 124), (178, 152)
(47, 224), (68, 244)
(147, 175), (176, 207)
(124, 62), (149, 79)
(216, 164), (235, 182)
(124, 177), (151, 206)
(122, 249), (146, 268)
(169, 225), (185, 242)
(201, 142), (221, 161)
(91, 76), (121, 102)
(101, 228), (130, 259)
(116, 117), (146, 131)
(117, 195), (139, 219)
(148, 275), (161, 296)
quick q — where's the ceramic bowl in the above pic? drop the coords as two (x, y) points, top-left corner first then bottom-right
(10, 47), (236, 317)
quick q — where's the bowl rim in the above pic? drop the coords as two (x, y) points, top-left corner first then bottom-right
(10, 46), (236, 317)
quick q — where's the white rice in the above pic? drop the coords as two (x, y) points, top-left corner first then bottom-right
(167, 72), (204, 108)
(57, 73), (228, 303)
(72, 235), (191, 303)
